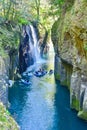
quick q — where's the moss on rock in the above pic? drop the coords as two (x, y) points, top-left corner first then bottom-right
(54, 73), (61, 80)
(0, 102), (19, 130)
(70, 97), (80, 111)
(78, 111), (87, 120)
(61, 79), (70, 90)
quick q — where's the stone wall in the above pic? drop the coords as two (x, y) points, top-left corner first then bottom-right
(52, 0), (87, 120)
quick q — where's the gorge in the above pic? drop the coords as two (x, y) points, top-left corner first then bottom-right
(0, 0), (87, 130)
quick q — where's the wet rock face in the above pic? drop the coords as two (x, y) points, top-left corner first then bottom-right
(0, 53), (18, 105)
(19, 27), (34, 74)
(52, 0), (87, 120)
(9, 49), (19, 80)
(70, 68), (81, 111)
(0, 56), (10, 105)
(54, 55), (73, 89)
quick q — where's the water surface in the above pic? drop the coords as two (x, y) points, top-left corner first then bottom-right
(8, 53), (87, 130)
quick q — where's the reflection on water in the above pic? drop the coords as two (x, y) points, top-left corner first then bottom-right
(8, 51), (87, 130)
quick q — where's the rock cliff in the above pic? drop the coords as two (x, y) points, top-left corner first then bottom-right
(0, 55), (10, 105)
(51, 0), (87, 120)
(0, 54), (19, 129)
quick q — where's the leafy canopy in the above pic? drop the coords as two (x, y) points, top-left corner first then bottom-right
(0, 0), (65, 55)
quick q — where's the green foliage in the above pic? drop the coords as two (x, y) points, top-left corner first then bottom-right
(84, 42), (87, 51)
(0, 0), (22, 55)
(0, 0), (36, 56)
(0, 23), (20, 56)
(50, 0), (64, 6)
(0, 0), (65, 56)
(18, 18), (29, 25)
(49, 0), (64, 15)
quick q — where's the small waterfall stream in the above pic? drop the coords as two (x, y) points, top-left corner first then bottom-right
(29, 25), (40, 62)
(19, 24), (41, 73)
(26, 25), (34, 59)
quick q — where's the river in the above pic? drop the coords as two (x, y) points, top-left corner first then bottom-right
(8, 51), (87, 130)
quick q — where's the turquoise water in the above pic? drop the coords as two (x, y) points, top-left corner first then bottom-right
(8, 53), (87, 130)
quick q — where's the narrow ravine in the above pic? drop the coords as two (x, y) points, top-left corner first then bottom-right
(8, 50), (87, 130)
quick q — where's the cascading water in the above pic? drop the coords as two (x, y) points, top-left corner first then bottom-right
(29, 25), (41, 63)
(26, 25), (34, 59)
(19, 24), (41, 73)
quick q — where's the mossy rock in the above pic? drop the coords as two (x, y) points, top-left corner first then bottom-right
(0, 102), (19, 130)
(54, 73), (61, 80)
(78, 111), (87, 120)
(70, 97), (80, 111)
(61, 79), (70, 90)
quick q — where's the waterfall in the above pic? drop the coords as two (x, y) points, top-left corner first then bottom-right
(29, 25), (40, 62)
(19, 24), (41, 73)
(26, 25), (34, 59)
(26, 25), (41, 62)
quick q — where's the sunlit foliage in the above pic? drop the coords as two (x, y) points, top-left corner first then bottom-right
(0, 0), (65, 55)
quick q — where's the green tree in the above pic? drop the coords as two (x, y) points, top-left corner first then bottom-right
(0, 0), (65, 56)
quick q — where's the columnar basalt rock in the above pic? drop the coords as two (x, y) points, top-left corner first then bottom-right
(0, 56), (10, 105)
(0, 55), (19, 129)
(52, 0), (87, 120)
(70, 68), (81, 111)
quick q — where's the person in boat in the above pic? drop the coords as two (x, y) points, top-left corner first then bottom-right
(26, 80), (29, 83)
(49, 69), (53, 74)
(35, 68), (44, 75)
(37, 68), (42, 73)
(24, 79), (29, 83)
